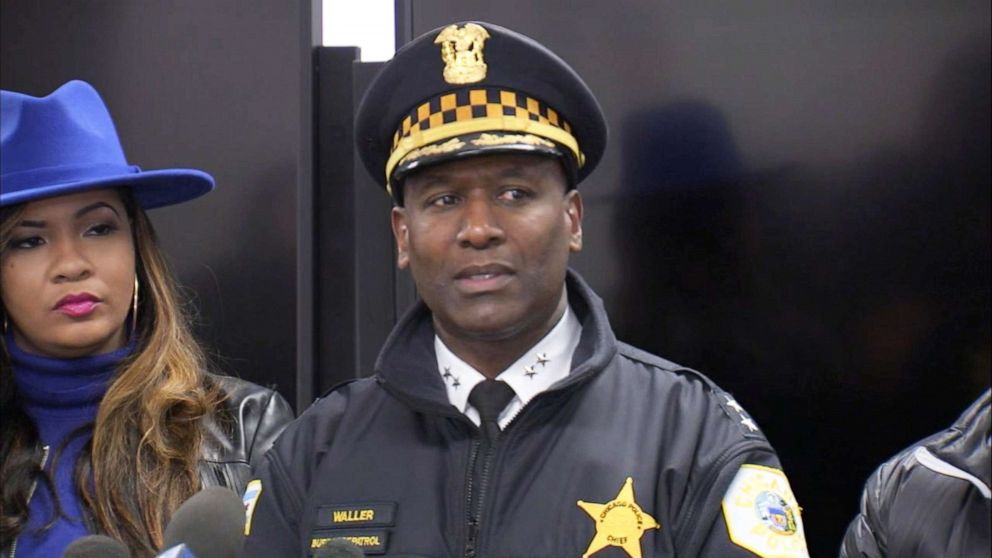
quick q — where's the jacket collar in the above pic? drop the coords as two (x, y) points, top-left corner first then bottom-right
(374, 269), (618, 415)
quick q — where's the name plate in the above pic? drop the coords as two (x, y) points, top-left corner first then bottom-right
(315, 502), (396, 528)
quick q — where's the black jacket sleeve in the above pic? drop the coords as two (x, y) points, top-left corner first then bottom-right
(839, 474), (885, 558)
(670, 385), (809, 558)
(839, 389), (992, 558)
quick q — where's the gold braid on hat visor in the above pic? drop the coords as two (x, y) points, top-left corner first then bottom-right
(385, 88), (584, 193)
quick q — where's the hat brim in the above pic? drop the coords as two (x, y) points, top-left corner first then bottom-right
(0, 168), (214, 209)
(392, 131), (573, 191)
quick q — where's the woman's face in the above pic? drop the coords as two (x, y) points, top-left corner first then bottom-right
(1, 189), (136, 358)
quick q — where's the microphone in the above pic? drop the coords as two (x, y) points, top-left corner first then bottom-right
(162, 486), (245, 558)
(61, 534), (131, 558)
(155, 543), (197, 558)
(312, 539), (364, 558)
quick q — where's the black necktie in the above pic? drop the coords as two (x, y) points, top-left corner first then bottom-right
(463, 380), (516, 551)
(468, 379), (515, 442)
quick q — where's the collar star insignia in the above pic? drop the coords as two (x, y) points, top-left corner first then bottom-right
(741, 417), (758, 432)
(725, 396), (745, 413)
(536, 353), (550, 367)
(524, 365), (537, 378)
(442, 366), (453, 379)
(451, 377), (461, 388)
(577, 477), (659, 558)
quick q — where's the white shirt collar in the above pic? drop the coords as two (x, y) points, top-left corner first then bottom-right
(435, 302), (583, 429)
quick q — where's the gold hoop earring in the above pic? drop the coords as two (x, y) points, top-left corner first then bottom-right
(131, 275), (140, 333)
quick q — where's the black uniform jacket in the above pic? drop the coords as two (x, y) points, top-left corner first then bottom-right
(243, 272), (808, 558)
(200, 374), (295, 494)
(839, 389), (991, 558)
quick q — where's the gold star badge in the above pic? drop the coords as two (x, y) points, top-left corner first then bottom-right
(577, 477), (659, 558)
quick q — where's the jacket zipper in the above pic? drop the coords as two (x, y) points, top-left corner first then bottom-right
(463, 424), (508, 558)
(9, 445), (50, 558)
(463, 438), (482, 558)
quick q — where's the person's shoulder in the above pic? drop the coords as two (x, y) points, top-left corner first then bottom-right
(612, 342), (769, 443)
(614, 341), (728, 399)
(867, 389), (991, 509)
(849, 436), (961, 555)
(615, 342), (689, 373)
(864, 443), (919, 500)
(294, 376), (382, 420)
(844, 393), (991, 558)
(265, 377), (382, 454)
(207, 373), (293, 419)
(209, 373), (278, 400)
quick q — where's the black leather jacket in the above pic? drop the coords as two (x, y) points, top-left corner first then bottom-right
(839, 389), (991, 558)
(199, 374), (295, 494)
(3, 375), (292, 558)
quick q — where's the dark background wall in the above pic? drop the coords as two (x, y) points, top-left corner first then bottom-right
(1, 0), (316, 407)
(400, 2), (989, 556)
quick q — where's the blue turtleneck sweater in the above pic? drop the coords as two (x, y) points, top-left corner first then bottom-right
(8, 334), (132, 558)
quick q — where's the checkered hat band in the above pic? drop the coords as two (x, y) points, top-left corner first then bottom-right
(391, 88), (574, 149)
(384, 117), (583, 191)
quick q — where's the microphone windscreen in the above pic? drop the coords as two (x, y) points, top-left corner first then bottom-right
(163, 486), (245, 558)
(61, 534), (131, 558)
(313, 539), (365, 558)
(155, 543), (198, 558)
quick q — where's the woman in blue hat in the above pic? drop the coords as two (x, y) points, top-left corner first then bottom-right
(0, 81), (293, 557)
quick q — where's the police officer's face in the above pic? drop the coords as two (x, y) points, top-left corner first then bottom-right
(392, 153), (583, 347)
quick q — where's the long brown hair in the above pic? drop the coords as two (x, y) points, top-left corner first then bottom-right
(0, 190), (223, 557)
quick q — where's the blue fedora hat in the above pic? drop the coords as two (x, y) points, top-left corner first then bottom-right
(1, 80), (214, 208)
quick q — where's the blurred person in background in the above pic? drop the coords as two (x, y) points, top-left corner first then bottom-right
(839, 389), (990, 558)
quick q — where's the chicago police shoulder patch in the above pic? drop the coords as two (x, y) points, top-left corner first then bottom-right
(721, 464), (810, 558)
(242, 479), (262, 536)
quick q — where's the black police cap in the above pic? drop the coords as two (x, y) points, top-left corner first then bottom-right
(355, 21), (607, 203)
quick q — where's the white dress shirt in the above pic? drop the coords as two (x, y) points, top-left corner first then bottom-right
(435, 303), (583, 429)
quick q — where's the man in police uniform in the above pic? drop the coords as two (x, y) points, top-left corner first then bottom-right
(242, 21), (810, 558)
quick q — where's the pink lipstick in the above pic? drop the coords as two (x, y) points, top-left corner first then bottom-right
(55, 293), (100, 318)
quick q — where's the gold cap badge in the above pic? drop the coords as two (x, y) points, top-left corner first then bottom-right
(434, 23), (491, 84)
